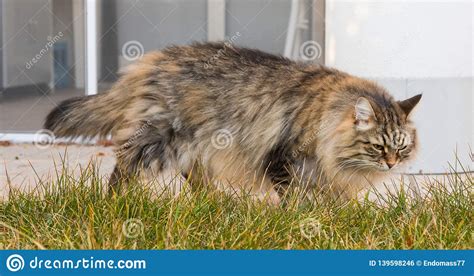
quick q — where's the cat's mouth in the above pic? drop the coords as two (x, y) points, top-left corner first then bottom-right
(341, 159), (398, 173)
(375, 161), (398, 172)
(377, 165), (391, 172)
(354, 161), (397, 172)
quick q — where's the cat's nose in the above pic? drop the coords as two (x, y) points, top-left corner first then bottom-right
(386, 161), (396, 169)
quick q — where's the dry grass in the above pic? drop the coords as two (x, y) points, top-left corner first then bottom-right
(0, 158), (472, 249)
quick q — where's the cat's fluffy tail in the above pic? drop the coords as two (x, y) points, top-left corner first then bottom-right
(44, 93), (121, 139)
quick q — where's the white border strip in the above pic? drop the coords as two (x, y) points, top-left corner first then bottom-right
(284, 0), (299, 58)
(86, 0), (98, 95)
(0, 133), (38, 143)
(207, 0), (226, 41)
(0, 133), (97, 144)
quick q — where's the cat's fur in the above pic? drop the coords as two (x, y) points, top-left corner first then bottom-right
(45, 42), (421, 203)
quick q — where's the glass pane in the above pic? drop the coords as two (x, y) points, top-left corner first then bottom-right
(0, 0), (86, 133)
(98, 0), (208, 92)
(226, 0), (315, 55)
(97, 0), (322, 91)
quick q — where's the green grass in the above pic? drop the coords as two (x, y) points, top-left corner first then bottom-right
(0, 161), (472, 249)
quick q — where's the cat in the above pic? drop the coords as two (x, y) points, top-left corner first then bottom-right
(44, 42), (421, 203)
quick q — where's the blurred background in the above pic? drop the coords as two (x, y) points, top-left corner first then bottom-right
(0, 0), (472, 174)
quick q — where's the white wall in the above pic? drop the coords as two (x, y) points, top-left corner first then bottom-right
(326, 0), (473, 174)
(326, 0), (473, 79)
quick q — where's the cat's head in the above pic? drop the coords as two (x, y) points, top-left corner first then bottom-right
(336, 92), (422, 173)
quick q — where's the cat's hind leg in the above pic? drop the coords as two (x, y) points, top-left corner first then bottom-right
(206, 151), (281, 205)
(109, 119), (177, 194)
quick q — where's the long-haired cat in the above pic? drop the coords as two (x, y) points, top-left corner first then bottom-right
(45, 42), (421, 203)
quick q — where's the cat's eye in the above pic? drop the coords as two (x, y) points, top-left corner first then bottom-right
(398, 145), (408, 151)
(373, 144), (384, 151)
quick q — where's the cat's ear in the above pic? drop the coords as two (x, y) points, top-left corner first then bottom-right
(398, 94), (422, 117)
(354, 97), (376, 130)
